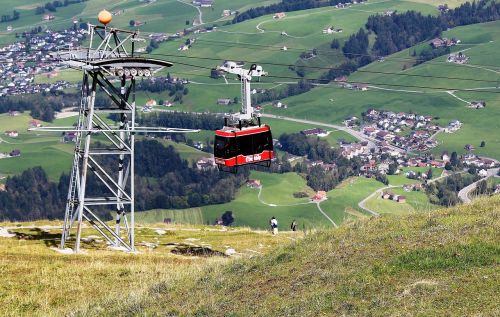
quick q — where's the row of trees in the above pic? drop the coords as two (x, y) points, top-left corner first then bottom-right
(0, 10), (20, 23)
(366, 0), (500, 56)
(252, 80), (313, 104)
(136, 75), (188, 103)
(232, 0), (366, 23)
(137, 111), (223, 131)
(0, 93), (80, 122)
(35, 0), (88, 15)
(320, 28), (372, 82)
(426, 173), (479, 206)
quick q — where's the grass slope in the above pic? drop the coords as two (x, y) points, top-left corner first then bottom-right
(0, 222), (296, 316)
(85, 195), (500, 316)
(0, 113), (73, 181)
(138, 174), (391, 229)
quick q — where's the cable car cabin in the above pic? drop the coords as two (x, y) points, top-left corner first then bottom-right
(214, 125), (273, 171)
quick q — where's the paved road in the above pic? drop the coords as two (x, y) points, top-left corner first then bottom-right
(458, 168), (499, 203)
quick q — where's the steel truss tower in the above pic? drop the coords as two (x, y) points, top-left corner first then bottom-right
(38, 24), (198, 253)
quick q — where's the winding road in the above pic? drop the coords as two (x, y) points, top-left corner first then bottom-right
(458, 168), (499, 203)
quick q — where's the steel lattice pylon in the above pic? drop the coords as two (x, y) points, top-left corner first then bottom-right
(37, 24), (198, 253)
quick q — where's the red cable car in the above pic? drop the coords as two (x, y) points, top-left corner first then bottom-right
(213, 61), (273, 171)
(214, 120), (273, 170)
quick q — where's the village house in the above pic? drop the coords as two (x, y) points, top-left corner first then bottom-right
(273, 12), (286, 19)
(29, 120), (42, 128)
(447, 52), (469, 64)
(62, 132), (77, 143)
(430, 37), (458, 48)
(468, 100), (486, 109)
(196, 157), (216, 170)
(311, 191), (327, 201)
(272, 101), (287, 109)
(381, 192), (406, 203)
(43, 14), (55, 21)
(193, 0), (213, 7)
(478, 169), (488, 177)
(301, 128), (327, 137)
(145, 99), (157, 107)
(247, 179), (261, 189)
(4, 131), (18, 138)
(9, 149), (21, 157)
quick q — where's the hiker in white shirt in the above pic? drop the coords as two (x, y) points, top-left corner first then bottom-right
(270, 216), (278, 235)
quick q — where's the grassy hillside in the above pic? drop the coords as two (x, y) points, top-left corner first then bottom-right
(0, 0), (275, 44)
(0, 221), (297, 316)
(80, 195), (500, 316)
(0, 113), (73, 181)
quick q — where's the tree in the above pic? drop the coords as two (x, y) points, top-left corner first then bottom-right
(476, 180), (488, 195)
(331, 38), (340, 49)
(427, 168), (433, 180)
(450, 151), (459, 167)
(388, 163), (398, 175)
(129, 20), (135, 27)
(480, 140), (486, 147)
(186, 20), (190, 25)
(221, 211), (234, 226)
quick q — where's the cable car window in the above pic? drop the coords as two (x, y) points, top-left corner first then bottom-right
(236, 134), (254, 156)
(254, 130), (272, 154)
(215, 136), (237, 159)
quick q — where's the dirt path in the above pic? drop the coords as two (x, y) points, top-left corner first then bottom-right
(316, 202), (338, 227)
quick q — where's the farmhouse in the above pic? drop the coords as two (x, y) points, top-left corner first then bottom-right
(9, 149), (21, 157)
(62, 132), (77, 143)
(311, 191), (327, 201)
(468, 101), (486, 109)
(430, 37), (458, 48)
(29, 120), (42, 128)
(145, 99), (157, 107)
(274, 12), (286, 19)
(42, 14), (55, 21)
(193, 0), (213, 7)
(272, 101), (287, 108)
(447, 52), (469, 64)
(4, 131), (18, 138)
(196, 157), (216, 170)
(301, 128), (327, 137)
(247, 179), (261, 188)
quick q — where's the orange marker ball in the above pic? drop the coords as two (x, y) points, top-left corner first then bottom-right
(98, 10), (112, 25)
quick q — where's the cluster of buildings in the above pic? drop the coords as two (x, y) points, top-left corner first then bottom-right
(336, 80), (369, 91)
(322, 26), (343, 34)
(447, 52), (469, 64)
(381, 192), (406, 203)
(444, 120), (462, 133)
(192, 0), (213, 7)
(430, 37), (459, 48)
(362, 109), (441, 152)
(462, 153), (497, 169)
(0, 27), (84, 96)
(467, 100), (486, 109)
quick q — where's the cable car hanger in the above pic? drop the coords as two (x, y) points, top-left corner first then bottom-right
(213, 61), (274, 172)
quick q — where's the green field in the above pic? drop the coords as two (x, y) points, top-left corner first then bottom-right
(365, 187), (437, 215)
(0, 113), (73, 181)
(0, 0), (277, 45)
(319, 176), (384, 223)
(138, 173), (393, 229)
